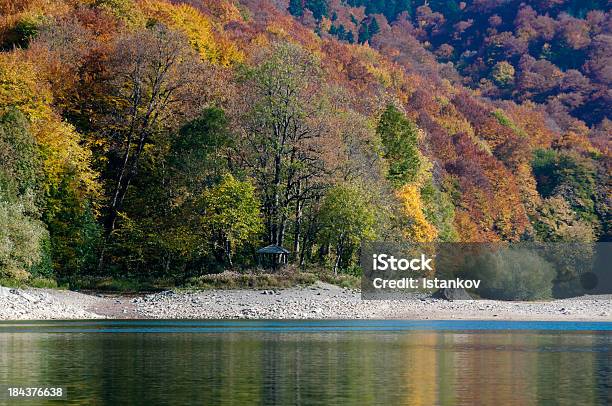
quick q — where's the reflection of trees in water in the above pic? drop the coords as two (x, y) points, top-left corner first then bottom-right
(401, 332), (438, 406)
(1, 330), (607, 404)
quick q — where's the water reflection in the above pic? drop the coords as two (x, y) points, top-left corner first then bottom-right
(0, 325), (610, 405)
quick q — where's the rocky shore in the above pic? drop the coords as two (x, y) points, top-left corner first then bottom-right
(0, 283), (610, 321)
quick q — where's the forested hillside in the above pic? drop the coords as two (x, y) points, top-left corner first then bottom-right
(0, 0), (609, 285)
(291, 0), (611, 127)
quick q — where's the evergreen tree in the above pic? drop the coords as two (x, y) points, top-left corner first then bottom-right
(369, 18), (380, 37)
(358, 22), (370, 44)
(307, 0), (328, 20)
(394, 0), (412, 18)
(345, 30), (354, 43)
(288, 0), (304, 17)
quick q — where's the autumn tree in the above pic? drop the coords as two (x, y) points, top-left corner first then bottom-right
(237, 41), (329, 251)
(533, 196), (596, 242)
(491, 61), (515, 88)
(99, 25), (205, 241)
(101, 107), (234, 274)
(0, 51), (98, 276)
(0, 110), (48, 279)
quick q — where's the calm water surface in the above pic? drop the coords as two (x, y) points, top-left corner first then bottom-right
(0, 320), (610, 405)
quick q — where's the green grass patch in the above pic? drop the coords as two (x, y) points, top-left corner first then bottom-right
(316, 271), (361, 289)
(0, 276), (66, 289)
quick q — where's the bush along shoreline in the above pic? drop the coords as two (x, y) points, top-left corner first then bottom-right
(0, 267), (362, 294)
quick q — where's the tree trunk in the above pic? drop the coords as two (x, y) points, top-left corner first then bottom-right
(333, 247), (342, 276)
(271, 149), (282, 245)
(332, 234), (345, 276)
(278, 212), (286, 248)
(293, 198), (302, 258)
(224, 239), (233, 268)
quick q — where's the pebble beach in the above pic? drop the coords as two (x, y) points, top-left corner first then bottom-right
(1, 283), (610, 321)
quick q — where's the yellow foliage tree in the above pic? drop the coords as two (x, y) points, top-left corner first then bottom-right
(396, 184), (438, 243)
(138, 0), (243, 66)
(0, 53), (97, 203)
(0, 0), (75, 45)
(199, 0), (243, 23)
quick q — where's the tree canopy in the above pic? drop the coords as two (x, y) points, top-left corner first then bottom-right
(0, 0), (608, 284)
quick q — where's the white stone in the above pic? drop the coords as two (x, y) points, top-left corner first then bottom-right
(0, 286), (15, 298)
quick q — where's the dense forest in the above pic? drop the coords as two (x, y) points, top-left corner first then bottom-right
(292, 0), (611, 127)
(0, 0), (609, 288)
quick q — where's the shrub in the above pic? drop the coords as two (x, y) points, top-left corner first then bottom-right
(467, 247), (555, 300)
(67, 276), (175, 292)
(185, 270), (318, 290)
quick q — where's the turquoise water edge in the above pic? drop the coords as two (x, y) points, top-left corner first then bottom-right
(1, 319), (612, 333)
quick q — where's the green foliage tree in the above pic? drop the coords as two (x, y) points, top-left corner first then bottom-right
(369, 18), (380, 37)
(0, 110), (50, 280)
(319, 184), (376, 274)
(356, 17), (381, 44)
(532, 149), (599, 229)
(420, 180), (458, 242)
(376, 105), (422, 187)
(171, 107), (232, 189)
(44, 185), (101, 277)
(345, 30), (355, 43)
(0, 196), (49, 280)
(0, 110), (42, 201)
(491, 61), (515, 88)
(358, 22), (370, 44)
(200, 175), (262, 267)
(240, 41), (328, 251)
(7, 16), (41, 49)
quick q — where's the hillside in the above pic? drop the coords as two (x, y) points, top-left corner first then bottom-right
(291, 0), (612, 127)
(0, 0), (609, 289)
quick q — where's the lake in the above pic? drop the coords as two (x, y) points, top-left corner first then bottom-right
(0, 320), (610, 405)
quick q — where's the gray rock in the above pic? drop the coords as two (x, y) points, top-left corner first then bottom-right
(432, 288), (473, 301)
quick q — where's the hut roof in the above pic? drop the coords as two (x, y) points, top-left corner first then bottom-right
(257, 244), (290, 254)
